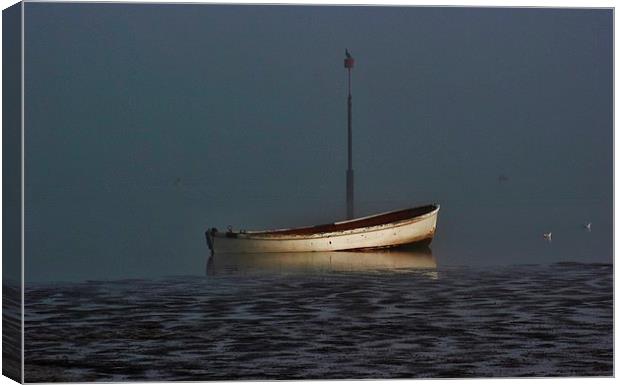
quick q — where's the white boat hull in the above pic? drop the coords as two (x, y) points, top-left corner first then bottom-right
(208, 205), (439, 254)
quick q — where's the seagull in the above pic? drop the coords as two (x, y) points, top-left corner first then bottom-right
(543, 232), (552, 241)
(584, 222), (592, 232)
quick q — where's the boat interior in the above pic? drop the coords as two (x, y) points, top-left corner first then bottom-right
(250, 204), (438, 236)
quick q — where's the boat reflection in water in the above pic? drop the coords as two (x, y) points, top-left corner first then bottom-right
(206, 246), (437, 278)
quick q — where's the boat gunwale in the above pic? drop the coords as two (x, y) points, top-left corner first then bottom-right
(213, 204), (439, 241)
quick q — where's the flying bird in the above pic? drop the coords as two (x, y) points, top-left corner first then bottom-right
(543, 232), (552, 241)
(584, 222), (592, 232)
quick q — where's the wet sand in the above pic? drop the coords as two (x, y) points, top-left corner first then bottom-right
(24, 261), (612, 381)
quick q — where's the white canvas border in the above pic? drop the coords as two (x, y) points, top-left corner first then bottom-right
(0, 1), (615, 385)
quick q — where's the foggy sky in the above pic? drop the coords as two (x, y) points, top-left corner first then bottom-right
(23, 3), (613, 282)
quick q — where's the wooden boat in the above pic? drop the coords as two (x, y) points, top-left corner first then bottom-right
(206, 52), (440, 255)
(206, 204), (439, 255)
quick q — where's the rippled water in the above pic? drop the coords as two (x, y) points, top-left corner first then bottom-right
(23, 252), (612, 382)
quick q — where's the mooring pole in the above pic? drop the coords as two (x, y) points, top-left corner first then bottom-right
(344, 49), (355, 220)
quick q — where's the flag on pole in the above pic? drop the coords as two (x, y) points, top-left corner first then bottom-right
(344, 49), (354, 68)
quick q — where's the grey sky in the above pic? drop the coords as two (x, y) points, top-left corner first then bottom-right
(24, 4), (612, 282)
